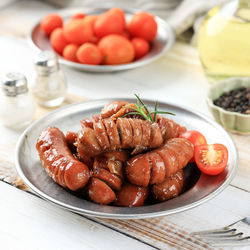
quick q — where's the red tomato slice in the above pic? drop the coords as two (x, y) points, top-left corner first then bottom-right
(194, 144), (228, 175)
(179, 130), (207, 162)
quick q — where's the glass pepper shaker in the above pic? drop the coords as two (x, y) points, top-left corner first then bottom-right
(32, 51), (67, 108)
(0, 72), (35, 130)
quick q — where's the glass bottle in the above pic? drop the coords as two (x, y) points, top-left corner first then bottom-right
(198, 0), (250, 82)
(32, 51), (67, 107)
(0, 72), (35, 130)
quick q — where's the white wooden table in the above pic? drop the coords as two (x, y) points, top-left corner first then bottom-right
(0, 1), (250, 249)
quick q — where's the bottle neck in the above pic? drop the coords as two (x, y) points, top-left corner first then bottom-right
(237, 0), (250, 21)
(239, 0), (250, 8)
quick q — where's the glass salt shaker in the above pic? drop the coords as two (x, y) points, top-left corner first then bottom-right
(0, 72), (35, 130)
(32, 51), (67, 108)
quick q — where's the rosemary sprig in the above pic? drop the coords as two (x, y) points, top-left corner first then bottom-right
(121, 94), (175, 122)
(134, 94), (152, 121)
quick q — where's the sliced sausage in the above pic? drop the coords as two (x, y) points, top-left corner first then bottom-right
(115, 183), (148, 207)
(126, 138), (193, 187)
(76, 117), (186, 157)
(157, 146), (179, 178)
(36, 127), (90, 191)
(152, 170), (184, 202)
(111, 103), (137, 119)
(76, 127), (102, 157)
(92, 168), (122, 191)
(140, 120), (151, 148)
(126, 154), (151, 187)
(102, 118), (121, 151)
(116, 118), (133, 148)
(93, 120), (110, 151)
(150, 123), (163, 148)
(101, 100), (129, 119)
(128, 118), (141, 148)
(157, 116), (186, 141)
(88, 178), (116, 205)
(80, 118), (94, 129)
(102, 149), (129, 162)
(65, 131), (78, 151)
(148, 152), (165, 185)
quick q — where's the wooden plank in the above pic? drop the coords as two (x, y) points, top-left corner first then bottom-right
(91, 185), (250, 250)
(0, 181), (152, 250)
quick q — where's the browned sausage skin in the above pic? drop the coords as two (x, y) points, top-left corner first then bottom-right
(76, 116), (184, 158)
(101, 100), (129, 119)
(115, 183), (148, 207)
(152, 170), (184, 202)
(126, 138), (193, 187)
(36, 100), (193, 207)
(65, 131), (78, 151)
(88, 178), (116, 205)
(36, 127), (90, 191)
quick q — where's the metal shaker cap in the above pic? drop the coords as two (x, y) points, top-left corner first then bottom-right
(34, 50), (59, 74)
(2, 72), (28, 97)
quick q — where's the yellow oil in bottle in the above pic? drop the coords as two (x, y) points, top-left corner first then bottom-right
(198, 0), (250, 82)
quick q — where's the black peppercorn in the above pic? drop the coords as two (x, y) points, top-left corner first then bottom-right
(213, 87), (250, 114)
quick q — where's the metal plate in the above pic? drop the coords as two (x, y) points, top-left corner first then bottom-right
(27, 8), (175, 72)
(15, 98), (238, 219)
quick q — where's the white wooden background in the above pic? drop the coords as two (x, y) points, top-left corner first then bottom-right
(0, 1), (250, 249)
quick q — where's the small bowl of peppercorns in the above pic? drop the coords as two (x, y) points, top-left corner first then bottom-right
(207, 77), (250, 134)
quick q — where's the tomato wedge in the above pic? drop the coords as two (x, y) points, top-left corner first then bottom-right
(194, 144), (228, 175)
(179, 130), (207, 162)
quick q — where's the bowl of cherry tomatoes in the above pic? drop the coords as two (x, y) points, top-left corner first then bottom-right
(28, 7), (175, 72)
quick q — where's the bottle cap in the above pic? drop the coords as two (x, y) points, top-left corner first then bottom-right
(34, 50), (59, 75)
(2, 72), (28, 97)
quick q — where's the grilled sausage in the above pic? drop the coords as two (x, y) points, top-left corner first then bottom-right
(65, 131), (93, 167)
(157, 116), (186, 141)
(36, 127), (90, 191)
(115, 183), (148, 207)
(152, 170), (184, 202)
(101, 100), (129, 119)
(88, 178), (116, 205)
(65, 131), (78, 151)
(126, 138), (193, 187)
(76, 116), (183, 158)
(87, 150), (128, 205)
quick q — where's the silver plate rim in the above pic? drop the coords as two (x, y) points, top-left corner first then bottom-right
(15, 98), (238, 219)
(27, 7), (175, 73)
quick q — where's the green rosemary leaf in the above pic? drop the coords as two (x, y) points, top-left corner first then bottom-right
(150, 111), (175, 116)
(123, 106), (139, 112)
(121, 94), (176, 123)
(154, 101), (158, 122)
(135, 94), (152, 122)
(121, 112), (141, 118)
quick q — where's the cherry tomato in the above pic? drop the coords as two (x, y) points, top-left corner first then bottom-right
(71, 12), (85, 19)
(63, 19), (93, 45)
(62, 44), (79, 62)
(131, 38), (150, 59)
(98, 35), (134, 65)
(109, 7), (125, 17)
(120, 30), (131, 40)
(50, 28), (69, 54)
(76, 43), (103, 65)
(89, 35), (100, 44)
(179, 130), (207, 162)
(194, 144), (228, 175)
(94, 9), (125, 38)
(179, 130), (207, 146)
(83, 15), (98, 28)
(40, 13), (63, 36)
(128, 12), (157, 42)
